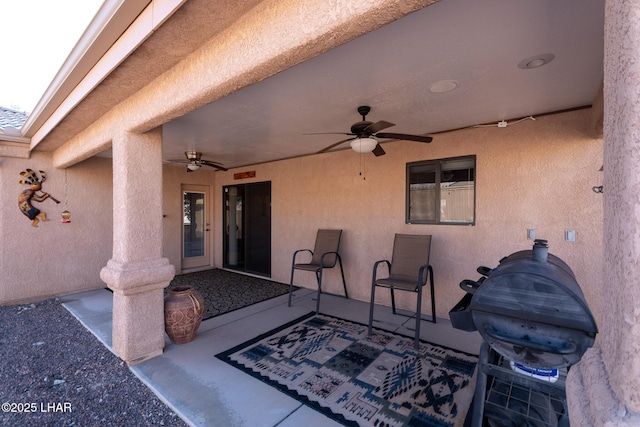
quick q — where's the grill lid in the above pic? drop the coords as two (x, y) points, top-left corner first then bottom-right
(460, 240), (598, 368)
(470, 262), (597, 333)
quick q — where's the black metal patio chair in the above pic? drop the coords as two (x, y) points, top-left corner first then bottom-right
(288, 229), (348, 313)
(368, 233), (436, 349)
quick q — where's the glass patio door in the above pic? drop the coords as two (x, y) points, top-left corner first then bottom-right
(182, 185), (211, 270)
(223, 182), (271, 276)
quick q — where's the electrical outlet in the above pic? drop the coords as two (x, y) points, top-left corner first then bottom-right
(527, 228), (536, 240)
(565, 230), (576, 242)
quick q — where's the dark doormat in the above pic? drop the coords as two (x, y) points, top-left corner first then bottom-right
(167, 269), (293, 321)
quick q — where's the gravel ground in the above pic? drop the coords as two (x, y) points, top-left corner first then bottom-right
(0, 298), (188, 427)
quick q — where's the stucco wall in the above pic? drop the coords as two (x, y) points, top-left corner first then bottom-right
(0, 153), (113, 304)
(1, 108), (603, 325)
(0, 152), (219, 305)
(600, 0), (640, 414)
(214, 108), (604, 325)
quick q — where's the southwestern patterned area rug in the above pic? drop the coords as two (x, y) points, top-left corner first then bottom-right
(167, 269), (293, 321)
(216, 312), (478, 427)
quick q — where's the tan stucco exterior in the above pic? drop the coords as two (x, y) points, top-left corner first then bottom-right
(1, 0), (639, 424)
(214, 109), (603, 324)
(1, 108), (604, 312)
(0, 150), (218, 305)
(1, 153), (113, 303)
(1, 108), (604, 338)
(565, 1), (640, 424)
(1, 107), (604, 364)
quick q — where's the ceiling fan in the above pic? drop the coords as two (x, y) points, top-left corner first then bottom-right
(309, 106), (433, 157)
(170, 151), (228, 172)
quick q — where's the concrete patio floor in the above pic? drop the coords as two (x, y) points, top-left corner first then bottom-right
(60, 284), (483, 427)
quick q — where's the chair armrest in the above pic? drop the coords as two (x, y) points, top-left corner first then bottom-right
(292, 249), (313, 264)
(418, 263), (432, 286)
(318, 251), (340, 268)
(372, 260), (391, 281)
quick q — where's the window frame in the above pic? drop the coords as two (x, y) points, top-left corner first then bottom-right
(405, 155), (476, 225)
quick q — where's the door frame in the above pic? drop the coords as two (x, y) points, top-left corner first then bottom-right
(222, 181), (272, 276)
(181, 184), (212, 271)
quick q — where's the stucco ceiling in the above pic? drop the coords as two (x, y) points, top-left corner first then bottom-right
(161, 0), (604, 170)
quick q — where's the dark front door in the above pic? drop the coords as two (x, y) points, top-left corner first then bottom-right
(223, 181), (271, 276)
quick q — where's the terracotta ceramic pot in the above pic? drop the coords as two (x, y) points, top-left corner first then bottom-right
(164, 285), (205, 344)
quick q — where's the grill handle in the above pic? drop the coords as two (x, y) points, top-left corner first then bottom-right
(483, 325), (578, 355)
(476, 266), (492, 276)
(459, 279), (482, 294)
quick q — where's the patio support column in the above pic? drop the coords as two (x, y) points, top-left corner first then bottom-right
(566, 0), (640, 425)
(100, 127), (175, 365)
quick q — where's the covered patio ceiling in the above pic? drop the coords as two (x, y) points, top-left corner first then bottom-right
(161, 0), (603, 169)
(28, 0), (604, 170)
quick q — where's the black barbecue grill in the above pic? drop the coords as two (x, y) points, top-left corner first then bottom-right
(451, 239), (598, 426)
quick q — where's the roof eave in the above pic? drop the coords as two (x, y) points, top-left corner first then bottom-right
(21, 0), (154, 147)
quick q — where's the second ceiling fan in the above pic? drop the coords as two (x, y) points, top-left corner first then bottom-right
(172, 151), (228, 172)
(310, 106), (433, 156)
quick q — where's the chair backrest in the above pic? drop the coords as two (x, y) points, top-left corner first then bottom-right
(311, 229), (342, 267)
(389, 234), (432, 281)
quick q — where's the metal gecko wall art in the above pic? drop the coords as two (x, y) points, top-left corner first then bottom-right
(18, 169), (60, 227)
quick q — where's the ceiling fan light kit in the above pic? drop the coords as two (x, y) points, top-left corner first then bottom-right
(311, 106), (433, 157)
(350, 137), (378, 153)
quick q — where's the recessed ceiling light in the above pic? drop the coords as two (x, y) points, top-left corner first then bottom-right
(429, 80), (458, 93)
(518, 53), (555, 69)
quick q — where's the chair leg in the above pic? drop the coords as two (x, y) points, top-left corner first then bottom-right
(368, 281), (377, 337)
(288, 265), (296, 307)
(390, 288), (397, 315)
(315, 268), (322, 314)
(414, 284), (423, 349)
(428, 265), (436, 323)
(337, 256), (348, 299)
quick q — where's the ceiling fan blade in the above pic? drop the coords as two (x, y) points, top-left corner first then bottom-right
(364, 120), (395, 134)
(201, 160), (228, 171)
(304, 132), (353, 136)
(374, 132), (433, 143)
(372, 144), (386, 157)
(317, 137), (357, 153)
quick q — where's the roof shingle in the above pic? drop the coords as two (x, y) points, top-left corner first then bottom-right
(0, 106), (29, 134)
